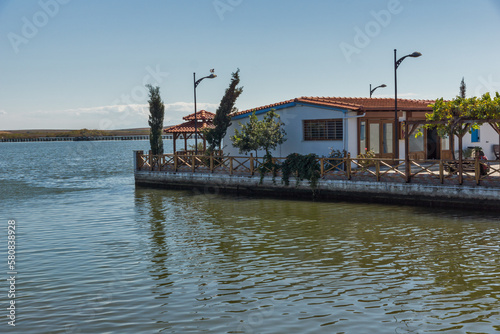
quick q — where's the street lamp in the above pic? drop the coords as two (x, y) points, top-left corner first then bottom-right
(193, 69), (216, 155)
(370, 84), (387, 98)
(394, 49), (421, 160)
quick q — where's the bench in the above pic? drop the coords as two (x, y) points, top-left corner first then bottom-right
(444, 160), (490, 175)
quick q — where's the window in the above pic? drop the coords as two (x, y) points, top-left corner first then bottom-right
(471, 128), (480, 142)
(303, 119), (343, 141)
(441, 135), (450, 150)
(369, 123), (380, 154)
(409, 125), (424, 152)
(360, 121), (366, 151)
(382, 123), (393, 154)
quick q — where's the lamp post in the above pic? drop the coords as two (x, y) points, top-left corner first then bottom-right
(394, 49), (421, 160)
(193, 70), (216, 155)
(370, 84), (387, 98)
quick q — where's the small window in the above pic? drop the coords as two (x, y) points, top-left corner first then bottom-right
(471, 128), (480, 142)
(303, 119), (343, 141)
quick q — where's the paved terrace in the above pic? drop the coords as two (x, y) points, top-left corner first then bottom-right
(134, 151), (500, 188)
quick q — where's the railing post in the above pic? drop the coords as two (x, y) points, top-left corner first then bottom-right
(346, 153), (352, 180)
(174, 152), (178, 172)
(210, 152), (214, 173)
(250, 153), (254, 176)
(376, 160), (380, 182)
(439, 160), (444, 184)
(149, 150), (153, 171)
(475, 155), (480, 185)
(134, 150), (143, 171)
(405, 157), (411, 183)
(192, 155), (195, 173)
(320, 158), (324, 177)
(230, 157), (233, 175)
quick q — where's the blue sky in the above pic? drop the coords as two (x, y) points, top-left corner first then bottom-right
(1, 0), (500, 130)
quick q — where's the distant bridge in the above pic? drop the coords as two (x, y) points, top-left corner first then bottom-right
(0, 135), (173, 142)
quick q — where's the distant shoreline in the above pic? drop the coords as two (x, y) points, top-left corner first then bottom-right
(0, 128), (177, 142)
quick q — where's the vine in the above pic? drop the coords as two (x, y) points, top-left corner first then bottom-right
(281, 153), (320, 188)
(258, 152), (279, 184)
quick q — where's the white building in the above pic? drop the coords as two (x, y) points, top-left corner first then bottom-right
(223, 96), (500, 160)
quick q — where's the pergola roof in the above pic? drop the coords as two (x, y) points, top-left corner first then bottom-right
(164, 120), (214, 134)
(182, 110), (215, 121)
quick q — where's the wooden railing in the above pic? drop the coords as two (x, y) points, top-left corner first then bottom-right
(135, 151), (500, 186)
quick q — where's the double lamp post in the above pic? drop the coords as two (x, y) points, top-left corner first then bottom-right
(393, 49), (422, 160)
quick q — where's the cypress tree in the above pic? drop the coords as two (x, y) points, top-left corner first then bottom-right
(459, 77), (466, 98)
(146, 84), (165, 155)
(205, 69), (243, 152)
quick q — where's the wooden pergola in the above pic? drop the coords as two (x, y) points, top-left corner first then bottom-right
(163, 110), (215, 154)
(404, 118), (500, 184)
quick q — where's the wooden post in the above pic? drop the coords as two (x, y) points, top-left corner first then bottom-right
(172, 133), (177, 154)
(439, 160), (444, 184)
(346, 153), (352, 180)
(192, 155), (195, 173)
(230, 157), (233, 175)
(174, 152), (178, 172)
(458, 132), (463, 185)
(210, 151), (214, 173)
(376, 160), (380, 182)
(135, 150), (143, 171)
(475, 154), (480, 185)
(250, 153), (254, 176)
(404, 121), (411, 183)
(149, 150), (153, 171)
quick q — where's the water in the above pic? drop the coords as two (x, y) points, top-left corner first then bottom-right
(1, 141), (499, 333)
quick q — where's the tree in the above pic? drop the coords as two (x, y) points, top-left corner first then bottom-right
(231, 111), (260, 156)
(230, 109), (286, 156)
(459, 77), (466, 98)
(425, 92), (500, 181)
(204, 69), (243, 152)
(146, 84), (165, 155)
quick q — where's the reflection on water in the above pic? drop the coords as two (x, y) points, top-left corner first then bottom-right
(134, 187), (500, 333)
(1, 141), (499, 333)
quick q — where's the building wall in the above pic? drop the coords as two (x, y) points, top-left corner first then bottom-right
(223, 104), (359, 158)
(458, 123), (499, 159)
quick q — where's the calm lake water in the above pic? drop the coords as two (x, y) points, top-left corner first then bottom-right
(1, 141), (500, 333)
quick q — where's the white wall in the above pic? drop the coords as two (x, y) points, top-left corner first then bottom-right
(457, 123), (499, 159)
(223, 104), (359, 158)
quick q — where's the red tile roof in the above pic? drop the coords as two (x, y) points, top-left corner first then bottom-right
(164, 120), (215, 133)
(182, 110), (216, 121)
(232, 96), (434, 117)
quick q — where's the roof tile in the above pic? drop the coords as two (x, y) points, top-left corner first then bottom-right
(232, 96), (434, 117)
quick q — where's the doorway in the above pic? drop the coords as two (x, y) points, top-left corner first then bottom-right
(426, 128), (439, 159)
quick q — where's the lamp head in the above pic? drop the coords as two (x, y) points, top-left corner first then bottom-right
(380, 84), (387, 88)
(208, 74), (217, 79)
(410, 52), (422, 58)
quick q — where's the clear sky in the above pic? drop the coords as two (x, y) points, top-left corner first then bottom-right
(1, 0), (500, 130)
